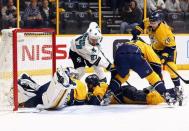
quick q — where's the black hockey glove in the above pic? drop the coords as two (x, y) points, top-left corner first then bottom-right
(106, 63), (113, 71)
(131, 29), (140, 40)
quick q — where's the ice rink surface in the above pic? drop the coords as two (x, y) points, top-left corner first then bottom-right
(0, 71), (189, 131)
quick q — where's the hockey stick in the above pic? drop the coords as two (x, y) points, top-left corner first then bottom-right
(166, 63), (189, 84)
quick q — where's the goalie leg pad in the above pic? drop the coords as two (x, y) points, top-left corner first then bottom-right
(39, 79), (72, 109)
(38, 70), (76, 109)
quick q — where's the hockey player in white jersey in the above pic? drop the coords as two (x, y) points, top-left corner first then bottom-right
(69, 22), (111, 82)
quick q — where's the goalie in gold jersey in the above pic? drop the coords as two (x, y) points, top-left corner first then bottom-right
(131, 10), (180, 89)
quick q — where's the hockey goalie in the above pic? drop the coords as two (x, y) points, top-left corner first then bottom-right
(18, 67), (80, 109)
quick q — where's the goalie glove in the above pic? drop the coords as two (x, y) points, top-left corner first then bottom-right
(56, 67), (76, 89)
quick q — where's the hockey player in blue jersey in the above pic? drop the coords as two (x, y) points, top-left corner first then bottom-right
(101, 43), (183, 106)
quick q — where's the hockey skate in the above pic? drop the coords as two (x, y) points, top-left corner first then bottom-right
(100, 90), (113, 106)
(163, 92), (177, 106)
(163, 86), (184, 106)
(174, 86), (184, 106)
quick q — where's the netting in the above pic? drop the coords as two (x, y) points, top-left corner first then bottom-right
(0, 28), (56, 111)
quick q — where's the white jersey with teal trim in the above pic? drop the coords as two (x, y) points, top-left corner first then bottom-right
(70, 33), (110, 68)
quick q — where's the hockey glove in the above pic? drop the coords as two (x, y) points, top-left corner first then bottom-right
(131, 31), (138, 40)
(100, 90), (113, 106)
(106, 63), (114, 71)
(161, 53), (169, 65)
(93, 57), (101, 66)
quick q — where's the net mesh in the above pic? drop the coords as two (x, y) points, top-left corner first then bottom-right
(0, 29), (55, 111)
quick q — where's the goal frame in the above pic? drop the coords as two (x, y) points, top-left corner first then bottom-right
(12, 28), (56, 111)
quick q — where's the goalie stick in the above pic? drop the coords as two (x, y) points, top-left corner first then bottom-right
(165, 63), (189, 84)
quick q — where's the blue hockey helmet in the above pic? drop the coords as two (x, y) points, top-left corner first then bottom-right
(85, 74), (100, 87)
(149, 11), (161, 22)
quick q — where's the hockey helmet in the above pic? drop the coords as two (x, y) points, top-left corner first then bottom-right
(85, 74), (100, 89)
(87, 22), (100, 33)
(88, 28), (102, 43)
(149, 11), (161, 22)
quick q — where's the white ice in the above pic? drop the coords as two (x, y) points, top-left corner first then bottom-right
(0, 71), (189, 131)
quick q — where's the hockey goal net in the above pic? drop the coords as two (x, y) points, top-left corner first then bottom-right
(0, 28), (56, 111)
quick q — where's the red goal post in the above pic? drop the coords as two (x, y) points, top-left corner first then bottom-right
(0, 28), (56, 111)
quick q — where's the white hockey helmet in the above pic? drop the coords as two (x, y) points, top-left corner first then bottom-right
(88, 28), (102, 45)
(87, 22), (100, 33)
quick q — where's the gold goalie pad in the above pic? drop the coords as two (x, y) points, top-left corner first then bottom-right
(146, 90), (165, 105)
